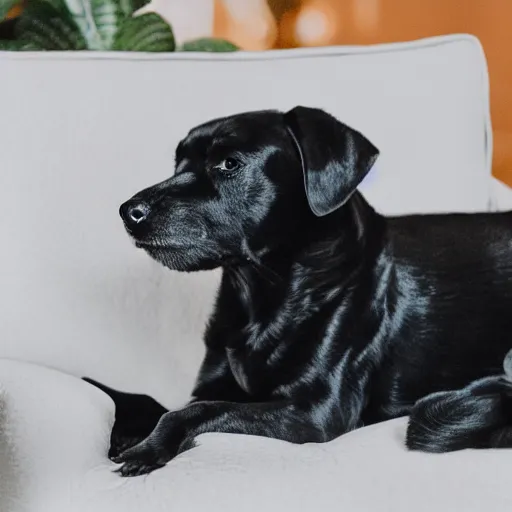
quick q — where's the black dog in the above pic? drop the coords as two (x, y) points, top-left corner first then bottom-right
(84, 106), (512, 477)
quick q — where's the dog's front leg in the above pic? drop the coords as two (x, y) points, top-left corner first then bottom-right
(113, 401), (325, 477)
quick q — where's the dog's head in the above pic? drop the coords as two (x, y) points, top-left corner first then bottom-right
(119, 106), (379, 271)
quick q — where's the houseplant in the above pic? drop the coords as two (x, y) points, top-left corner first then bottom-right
(0, 0), (239, 51)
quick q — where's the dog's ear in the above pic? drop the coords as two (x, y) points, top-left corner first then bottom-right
(284, 106), (379, 217)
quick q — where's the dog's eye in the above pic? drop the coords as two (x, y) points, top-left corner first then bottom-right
(214, 158), (241, 174)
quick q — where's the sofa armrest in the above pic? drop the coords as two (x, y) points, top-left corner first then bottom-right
(490, 177), (512, 211)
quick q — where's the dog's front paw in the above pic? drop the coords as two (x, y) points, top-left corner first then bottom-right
(112, 441), (170, 477)
(109, 432), (146, 461)
(115, 458), (165, 477)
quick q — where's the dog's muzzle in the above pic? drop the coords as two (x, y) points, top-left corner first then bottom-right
(120, 199), (151, 232)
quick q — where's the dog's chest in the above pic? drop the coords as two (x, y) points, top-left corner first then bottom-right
(226, 347), (252, 394)
(224, 319), (271, 395)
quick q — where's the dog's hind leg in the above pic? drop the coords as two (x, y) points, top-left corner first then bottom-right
(82, 378), (168, 459)
(406, 349), (512, 453)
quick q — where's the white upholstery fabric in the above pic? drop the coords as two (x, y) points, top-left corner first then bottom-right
(0, 34), (511, 512)
(1, 358), (511, 512)
(491, 177), (512, 210)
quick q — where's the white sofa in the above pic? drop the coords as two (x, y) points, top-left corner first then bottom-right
(1, 34), (512, 512)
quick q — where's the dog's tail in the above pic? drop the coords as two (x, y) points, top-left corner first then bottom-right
(406, 349), (512, 452)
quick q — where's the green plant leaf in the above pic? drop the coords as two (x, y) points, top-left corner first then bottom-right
(112, 13), (174, 52)
(118, 0), (152, 17)
(16, 1), (86, 50)
(0, 39), (21, 50)
(43, 0), (68, 9)
(0, 39), (41, 50)
(180, 38), (239, 52)
(0, 0), (18, 22)
(64, 0), (121, 49)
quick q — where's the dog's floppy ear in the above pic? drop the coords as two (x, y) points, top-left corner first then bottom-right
(284, 106), (379, 217)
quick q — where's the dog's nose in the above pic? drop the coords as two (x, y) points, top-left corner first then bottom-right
(120, 200), (150, 228)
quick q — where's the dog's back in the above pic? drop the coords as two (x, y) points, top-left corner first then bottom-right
(367, 210), (512, 420)
(389, 210), (512, 268)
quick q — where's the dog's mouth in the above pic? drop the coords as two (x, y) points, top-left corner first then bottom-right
(127, 222), (208, 252)
(134, 239), (193, 250)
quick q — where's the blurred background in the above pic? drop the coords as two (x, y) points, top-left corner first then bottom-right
(3, 0), (512, 186)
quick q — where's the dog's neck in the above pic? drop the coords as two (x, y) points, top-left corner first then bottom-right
(223, 192), (387, 323)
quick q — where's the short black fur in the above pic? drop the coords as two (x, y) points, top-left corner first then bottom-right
(84, 106), (512, 476)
